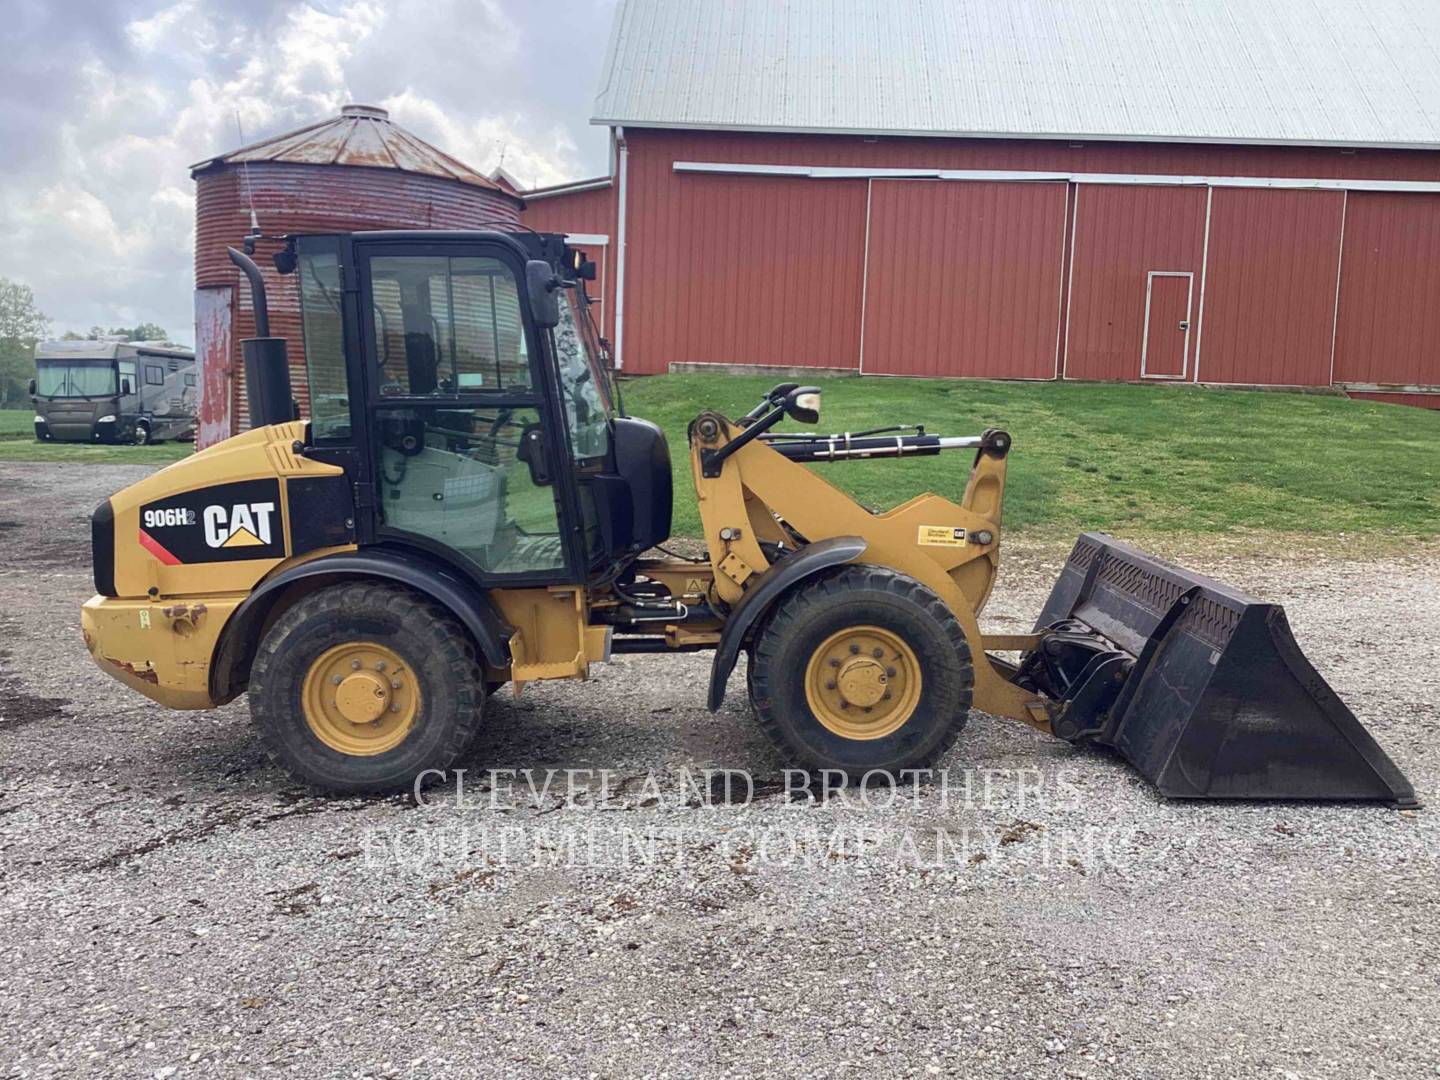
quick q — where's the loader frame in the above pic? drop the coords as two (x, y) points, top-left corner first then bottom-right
(669, 409), (1054, 733)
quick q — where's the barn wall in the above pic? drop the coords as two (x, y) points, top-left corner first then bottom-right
(1332, 192), (1440, 388)
(622, 168), (868, 374)
(627, 128), (1440, 183)
(862, 180), (1066, 378)
(1064, 185), (1208, 381)
(524, 184), (615, 235)
(521, 184), (618, 342)
(566, 128), (1440, 400)
(1347, 392), (1440, 410)
(1195, 188), (1344, 386)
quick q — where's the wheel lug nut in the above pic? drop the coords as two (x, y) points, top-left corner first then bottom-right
(825, 680), (836, 690)
(390, 703), (401, 713)
(872, 648), (883, 658)
(883, 691), (892, 700)
(863, 707), (872, 713)
(886, 667), (896, 677)
(391, 679), (402, 689)
(829, 658), (840, 668)
(350, 659), (361, 670)
(375, 661), (387, 672)
(332, 675), (343, 686)
(849, 644), (860, 655)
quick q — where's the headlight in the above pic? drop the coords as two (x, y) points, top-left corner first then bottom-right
(33, 415), (44, 424)
(96, 414), (116, 424)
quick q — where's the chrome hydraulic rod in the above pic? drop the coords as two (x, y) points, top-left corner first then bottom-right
(763, 433), (983, 462)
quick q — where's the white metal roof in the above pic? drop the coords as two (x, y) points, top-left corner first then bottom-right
(592, 0), (1440, 149)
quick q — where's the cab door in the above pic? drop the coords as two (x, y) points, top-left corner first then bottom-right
(355, 240), (579, 585)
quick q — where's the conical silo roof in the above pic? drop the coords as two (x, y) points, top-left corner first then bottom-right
(191, 104), (504, 191)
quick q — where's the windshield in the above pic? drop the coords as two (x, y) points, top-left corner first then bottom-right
(554, 284), (614, 460)
(35, 361), (116, 398)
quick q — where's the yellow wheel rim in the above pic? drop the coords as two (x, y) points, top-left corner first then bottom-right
(804, 625), (922, 740)
(300, 642), (420, 756)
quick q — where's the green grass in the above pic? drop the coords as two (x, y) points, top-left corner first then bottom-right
(0, 409), (191, 464)
(5, 378), (1437, 537)
(621, 375), (1440, 538)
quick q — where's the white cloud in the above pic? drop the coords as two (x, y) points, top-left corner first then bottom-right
(0, 0), (615, 341)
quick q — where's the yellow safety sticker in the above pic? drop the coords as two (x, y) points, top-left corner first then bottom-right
(918, 525), (968, 547)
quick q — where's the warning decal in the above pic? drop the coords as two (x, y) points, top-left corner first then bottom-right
(917, 525), (968, 548)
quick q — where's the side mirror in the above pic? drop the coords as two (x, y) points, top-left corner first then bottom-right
(783, 386), (822, 425)
(28, 379), (36, 396)
(121, 379), (132, 396)
(526, 259), (560, 330)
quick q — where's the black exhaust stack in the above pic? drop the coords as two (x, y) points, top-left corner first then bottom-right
(227, 246), (297, 427)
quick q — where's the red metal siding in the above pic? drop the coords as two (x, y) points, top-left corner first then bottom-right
(628, 128), (1440, 184)
(609, 128), (1440, 389)
(195, 163), (520, 434)
(1346, 391), (1440, 409)
(1333, 192), (1440, 388)
(1195, 188), (1344, 386)
(523, 184), (615, 236)
(1064, 185), (1208, 381)
(622, 166), (867, 374)
(521, 185), (618, 342)
(862, 179), (1066, 378)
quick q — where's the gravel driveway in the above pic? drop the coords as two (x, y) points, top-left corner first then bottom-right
(1, 461), (1436, 1079)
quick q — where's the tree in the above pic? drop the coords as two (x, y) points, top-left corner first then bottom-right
(80, 322), (173, 344)
(0, 278), (50, 408)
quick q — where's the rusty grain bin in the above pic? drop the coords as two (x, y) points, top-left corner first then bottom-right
(190, 104), (522, 447)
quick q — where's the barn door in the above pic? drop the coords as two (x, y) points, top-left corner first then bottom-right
(1141, 271), (1193, 380)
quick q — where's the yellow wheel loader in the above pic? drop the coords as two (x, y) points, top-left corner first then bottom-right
(81, 229), (1415, 804)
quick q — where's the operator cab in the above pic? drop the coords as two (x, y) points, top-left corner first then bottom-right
(283, 229), (670, 587)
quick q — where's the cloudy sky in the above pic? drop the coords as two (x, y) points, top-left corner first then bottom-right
(0, 0), (618, 343)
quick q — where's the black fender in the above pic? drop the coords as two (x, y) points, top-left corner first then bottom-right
(209, 547), (513, 703)
(707, 536), (867, 711)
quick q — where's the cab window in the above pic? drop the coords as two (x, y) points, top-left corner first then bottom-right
(370, 256), (532, 396)
(553, 287), (612, 461)
(296, 238), (351, 441)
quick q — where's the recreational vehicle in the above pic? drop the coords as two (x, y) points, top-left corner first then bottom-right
(32, 340), (195, 444)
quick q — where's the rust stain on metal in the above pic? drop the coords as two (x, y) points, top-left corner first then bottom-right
(194, 104), (521, 439)
(107, 658), (160, 685)
(192, 105), (504, 191)
(161, 603), (207, 625)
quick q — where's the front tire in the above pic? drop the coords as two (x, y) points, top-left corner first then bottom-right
(249, 582), (485, 793)
(132, 420), (151, 446)
(748, 566), (973, 778)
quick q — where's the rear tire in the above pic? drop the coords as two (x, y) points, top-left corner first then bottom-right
(249, 582), (485, 794)
(748, 566), (972, 778)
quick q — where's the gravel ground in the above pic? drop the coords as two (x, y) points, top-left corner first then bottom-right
(1, 461), (1436, 1079)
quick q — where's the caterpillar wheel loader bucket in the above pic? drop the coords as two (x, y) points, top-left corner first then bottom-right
(1019, 534), (1417, 806)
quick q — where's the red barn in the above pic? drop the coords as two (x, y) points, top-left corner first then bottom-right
(526, 0), (1440, 408)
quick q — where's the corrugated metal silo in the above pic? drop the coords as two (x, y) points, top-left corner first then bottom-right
(190, 104), (522, 446)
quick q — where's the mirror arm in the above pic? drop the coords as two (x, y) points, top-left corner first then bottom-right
(700, 405), (785, 478)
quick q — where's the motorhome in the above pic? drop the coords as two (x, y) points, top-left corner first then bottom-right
(32, 340), (196, 444)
